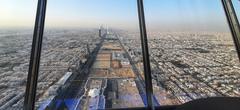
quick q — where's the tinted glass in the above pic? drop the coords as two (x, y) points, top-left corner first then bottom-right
(36, 0), (146, 109)
(144, 0), (240, 106)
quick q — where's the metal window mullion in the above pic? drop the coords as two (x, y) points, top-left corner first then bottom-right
(24, 0), (47, 110)
(137, 0), (154, 109)
(222, 0), (240, 60)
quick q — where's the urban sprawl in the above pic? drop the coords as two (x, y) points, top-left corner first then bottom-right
(0, 29), (239, 109)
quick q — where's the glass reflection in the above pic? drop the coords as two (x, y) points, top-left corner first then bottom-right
(144, 0), (240, 106)
(36, 0), (145, 109)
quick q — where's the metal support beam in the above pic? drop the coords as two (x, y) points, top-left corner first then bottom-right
(222, 0), (240, 60)
(24, 0), (47, 110)
(137, 0), (154, 109)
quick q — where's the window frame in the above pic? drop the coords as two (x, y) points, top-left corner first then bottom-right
(24, 0), (47, 110)
(23, 0), (240, 110)
(222, 0), (240, 59)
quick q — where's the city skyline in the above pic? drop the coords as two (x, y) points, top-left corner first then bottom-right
(0, 0), (240, 108)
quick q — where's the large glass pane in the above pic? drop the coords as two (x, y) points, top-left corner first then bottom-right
(0, 0), (37, 109)
(36, 0), (146, 109)
(144, 0), (240, 106)
(233, 0), (240, 21)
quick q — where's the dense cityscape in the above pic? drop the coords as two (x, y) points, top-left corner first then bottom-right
(120, 32), (240, 105)
(0, 27), (240, 110)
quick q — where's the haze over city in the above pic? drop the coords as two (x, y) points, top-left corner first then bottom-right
(0, 0), (234, 32)
(0, 0), (240, 109)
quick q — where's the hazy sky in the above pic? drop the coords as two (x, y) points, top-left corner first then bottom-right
(0, 0), (239, 32)
(0, 0), (37, 28)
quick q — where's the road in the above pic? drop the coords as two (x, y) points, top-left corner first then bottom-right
(44, 35), (106, 110)
(117, 36), (160, 106)
(43, 33), (160, 109)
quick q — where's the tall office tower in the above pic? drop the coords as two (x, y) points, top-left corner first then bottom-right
(87, 43), (91, 55)
(99, 28), (102, 38)
(106, 25), (109, 34)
